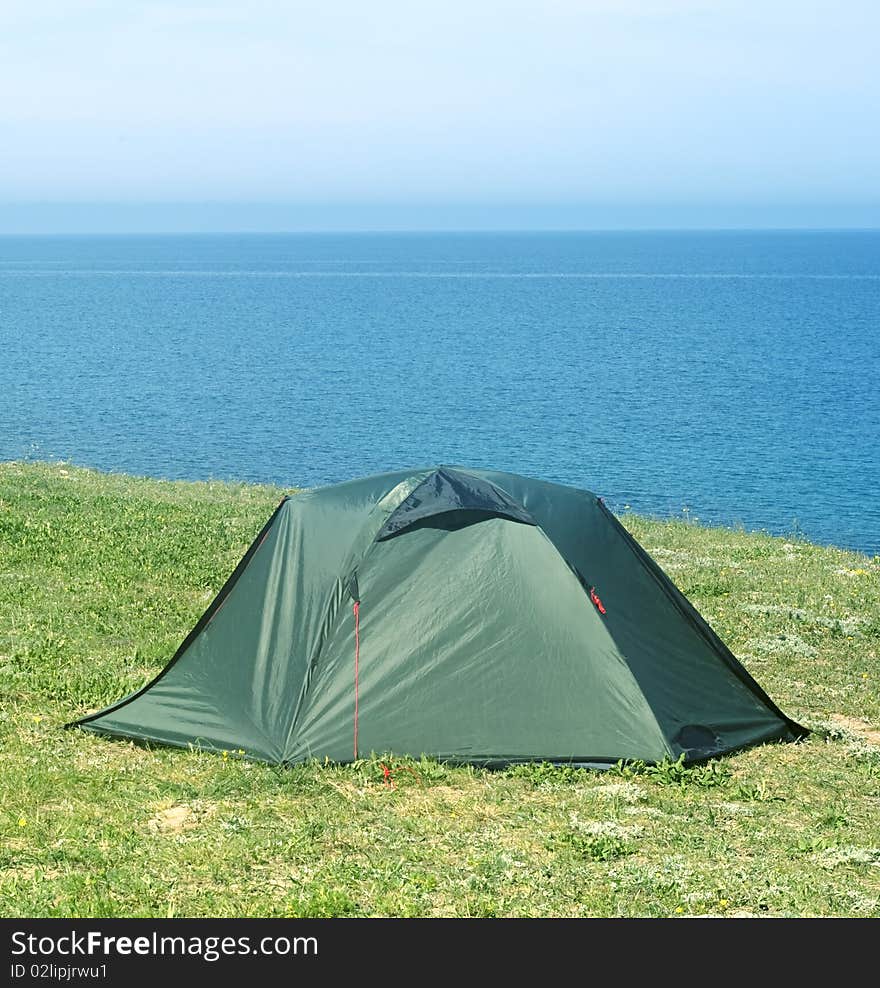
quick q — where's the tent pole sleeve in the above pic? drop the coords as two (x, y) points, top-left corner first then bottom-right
(353, 600), (361, 760)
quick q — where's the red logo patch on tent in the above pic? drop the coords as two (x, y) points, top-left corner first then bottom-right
(589, 587), (607, 615)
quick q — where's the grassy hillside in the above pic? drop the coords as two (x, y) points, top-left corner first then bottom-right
(1, 461), (878, 918)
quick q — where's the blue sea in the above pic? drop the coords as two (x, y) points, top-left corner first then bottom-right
(1, 231), (878, 554)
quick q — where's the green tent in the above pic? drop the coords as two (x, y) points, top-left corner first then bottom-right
(71, 466), (804, 766)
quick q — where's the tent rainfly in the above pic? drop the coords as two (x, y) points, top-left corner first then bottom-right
(71, 466), (805, 766)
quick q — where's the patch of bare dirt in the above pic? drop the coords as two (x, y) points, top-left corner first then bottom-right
(830, 714), (880, 747)
(150, 805), (197, 833)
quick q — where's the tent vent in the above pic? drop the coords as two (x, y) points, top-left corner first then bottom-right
(375, 467), (534, 540)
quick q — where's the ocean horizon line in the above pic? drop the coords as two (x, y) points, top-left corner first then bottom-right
(2, 226), (880, 238)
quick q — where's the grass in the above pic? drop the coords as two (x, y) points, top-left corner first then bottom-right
(1, 460), (879, 918)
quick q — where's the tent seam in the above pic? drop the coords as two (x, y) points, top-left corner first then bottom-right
(66, 496), (290, 741)
(280, 470), (437, 759)
(595, 498), (807, 738)
(531, 521), (675, 759)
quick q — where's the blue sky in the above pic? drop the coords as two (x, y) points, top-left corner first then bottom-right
(1, 1), (878, 230)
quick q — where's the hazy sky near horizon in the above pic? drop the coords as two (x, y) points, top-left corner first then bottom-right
(1, 1), (878, 217)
